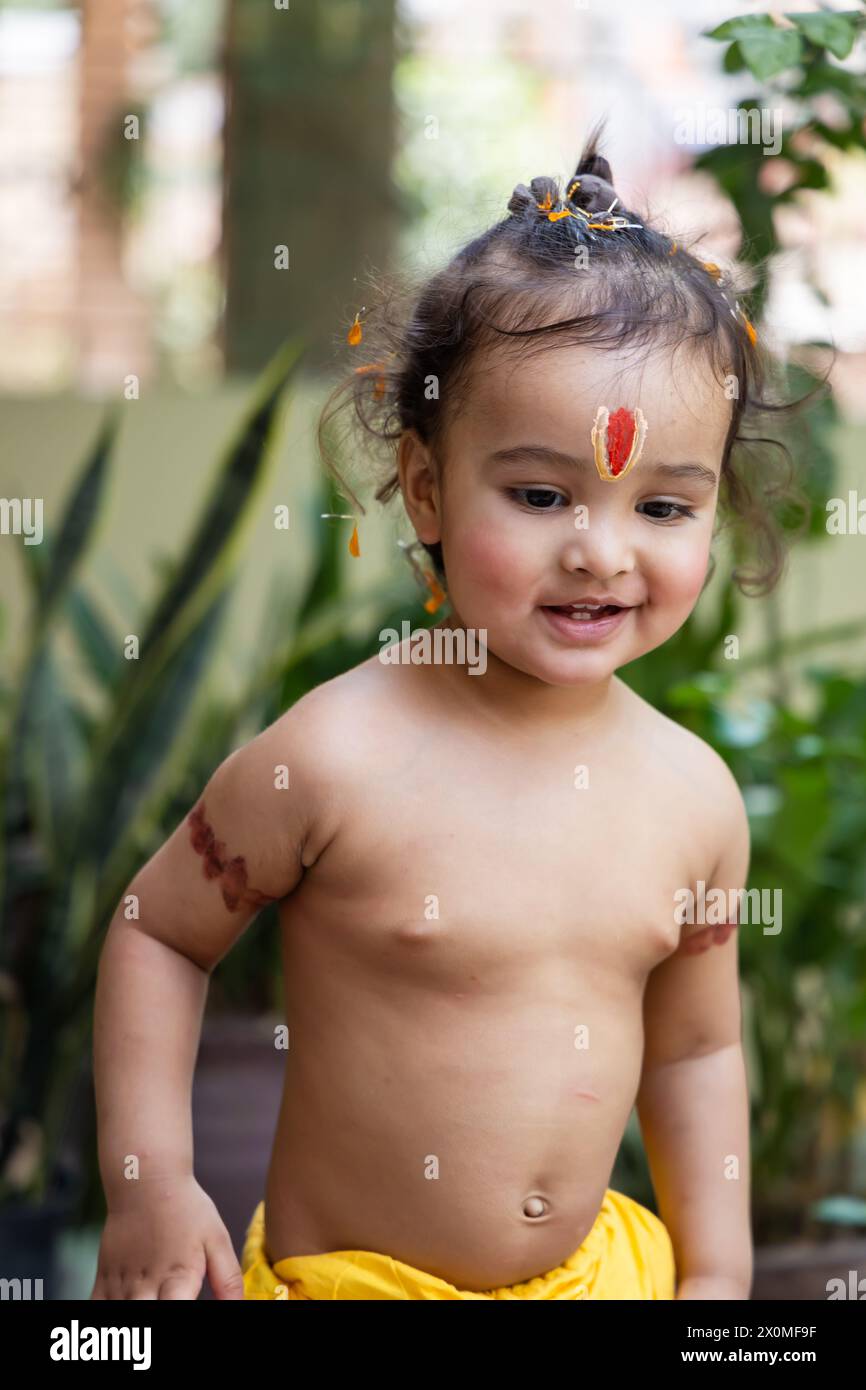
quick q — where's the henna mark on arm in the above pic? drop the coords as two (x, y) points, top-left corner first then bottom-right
(188, 801), (279, 913)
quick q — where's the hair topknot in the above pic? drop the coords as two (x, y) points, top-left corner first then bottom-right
(511, 125), (619, 221)
(318, 115), (827, 599)
(509, 126), (629, 230)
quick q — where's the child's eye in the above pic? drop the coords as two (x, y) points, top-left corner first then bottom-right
(507, 487), (568, 511)
(638, 501), (697, 523)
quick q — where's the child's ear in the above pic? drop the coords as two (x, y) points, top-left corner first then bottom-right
(397, 429), (442, 545)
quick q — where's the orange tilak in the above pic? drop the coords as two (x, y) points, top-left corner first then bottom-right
(348, 522), (360, 557)
(347, 311), (365, 346)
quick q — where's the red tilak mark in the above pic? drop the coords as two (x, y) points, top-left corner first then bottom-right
(681, 920), (739, 955)
(187, 801), (277, 913)
(606, 408), (637, 477)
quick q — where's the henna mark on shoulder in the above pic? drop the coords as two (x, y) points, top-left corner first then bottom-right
(680, 920), (739, 954)
(188, 801), (278, 913)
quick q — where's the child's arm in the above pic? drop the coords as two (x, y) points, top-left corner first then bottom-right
(91, 700), (322, 1300)
(635, 762), (753, 1300)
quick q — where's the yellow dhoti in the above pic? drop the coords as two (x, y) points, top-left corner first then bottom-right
(241, 1188), (676, 1300)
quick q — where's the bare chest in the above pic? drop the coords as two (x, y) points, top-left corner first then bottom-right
(293, 729), (699, 989)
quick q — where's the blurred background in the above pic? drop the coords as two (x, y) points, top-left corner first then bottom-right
(1, 0), (865, 1300)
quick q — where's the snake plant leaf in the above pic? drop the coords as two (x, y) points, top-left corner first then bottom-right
(22, 644), (86, 869)
(64, 586), (123, 692)
(131, 338), (304, 671)
(37, 584), (234, 1016)
(18, 523), (50, 602)
(70, 582), (233, 885)
(79, 337), (304, 815)
(0, 416), (119, 914)
(35, 408), (119, 629)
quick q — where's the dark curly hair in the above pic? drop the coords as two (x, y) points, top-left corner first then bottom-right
(318, 119), (823, 598)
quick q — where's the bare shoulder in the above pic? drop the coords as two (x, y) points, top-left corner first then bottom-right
(616, 679), (749, 864)
(275, 651), (400, 753)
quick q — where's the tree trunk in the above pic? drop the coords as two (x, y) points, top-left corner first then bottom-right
(220, 0), (399, 374)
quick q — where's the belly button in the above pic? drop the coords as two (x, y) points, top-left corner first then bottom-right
(522, 1195), (549, 1219)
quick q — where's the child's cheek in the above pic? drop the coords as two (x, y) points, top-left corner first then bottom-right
(454, 520), (531, 599)
(651, 543), (712, 605)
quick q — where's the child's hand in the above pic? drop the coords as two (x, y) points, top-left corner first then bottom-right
(90, 1175), (245, 1300)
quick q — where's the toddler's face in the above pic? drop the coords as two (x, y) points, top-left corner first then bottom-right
(405, 341), (733, 687)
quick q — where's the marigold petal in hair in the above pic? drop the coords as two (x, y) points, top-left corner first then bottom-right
(537, 185), (643, 233)
(347, 307), (367, 346)
(700, 261), (759, 347)
(591, 406), (649, 482)
(321, 512), (362, 557)
(397, 539), (448, 614)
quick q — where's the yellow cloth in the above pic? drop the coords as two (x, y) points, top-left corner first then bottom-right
(241, 1188), (676, 1300)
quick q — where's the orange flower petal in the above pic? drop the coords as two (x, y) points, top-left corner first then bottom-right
(423, 575), (447, 613)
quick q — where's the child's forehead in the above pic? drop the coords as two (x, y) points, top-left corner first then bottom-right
(462, 342), (728, 435)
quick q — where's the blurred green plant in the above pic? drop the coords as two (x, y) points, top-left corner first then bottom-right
(670, 667), (866, 1242)
(614, 7), (866, 1239)
(0, 342), (310, 1209)
(0, 337), (441, 1223)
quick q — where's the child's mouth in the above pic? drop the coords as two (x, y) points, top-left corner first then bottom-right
(538, 603), (632, 642)
(543, 603), (621, 621)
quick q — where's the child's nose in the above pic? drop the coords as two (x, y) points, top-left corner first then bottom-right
(559, 512), (636, 580)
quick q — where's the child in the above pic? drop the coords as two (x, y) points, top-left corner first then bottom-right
(91, 124), (807, 1300)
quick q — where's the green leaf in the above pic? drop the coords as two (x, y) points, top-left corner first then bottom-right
(133, 337), (304, 669)
(38, 584), (233, 1021)
(65, 586), (122, 691)
(23, 645), (86, 870)
(786, 12), (856, 60)
(91, 337), (304, 776)
(36, 410), (119, 625)
(793, 157), (830, 190)
(723, 41), (747, 74)
(739, 27), (804, 79)
(705, 15), (776, 42)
